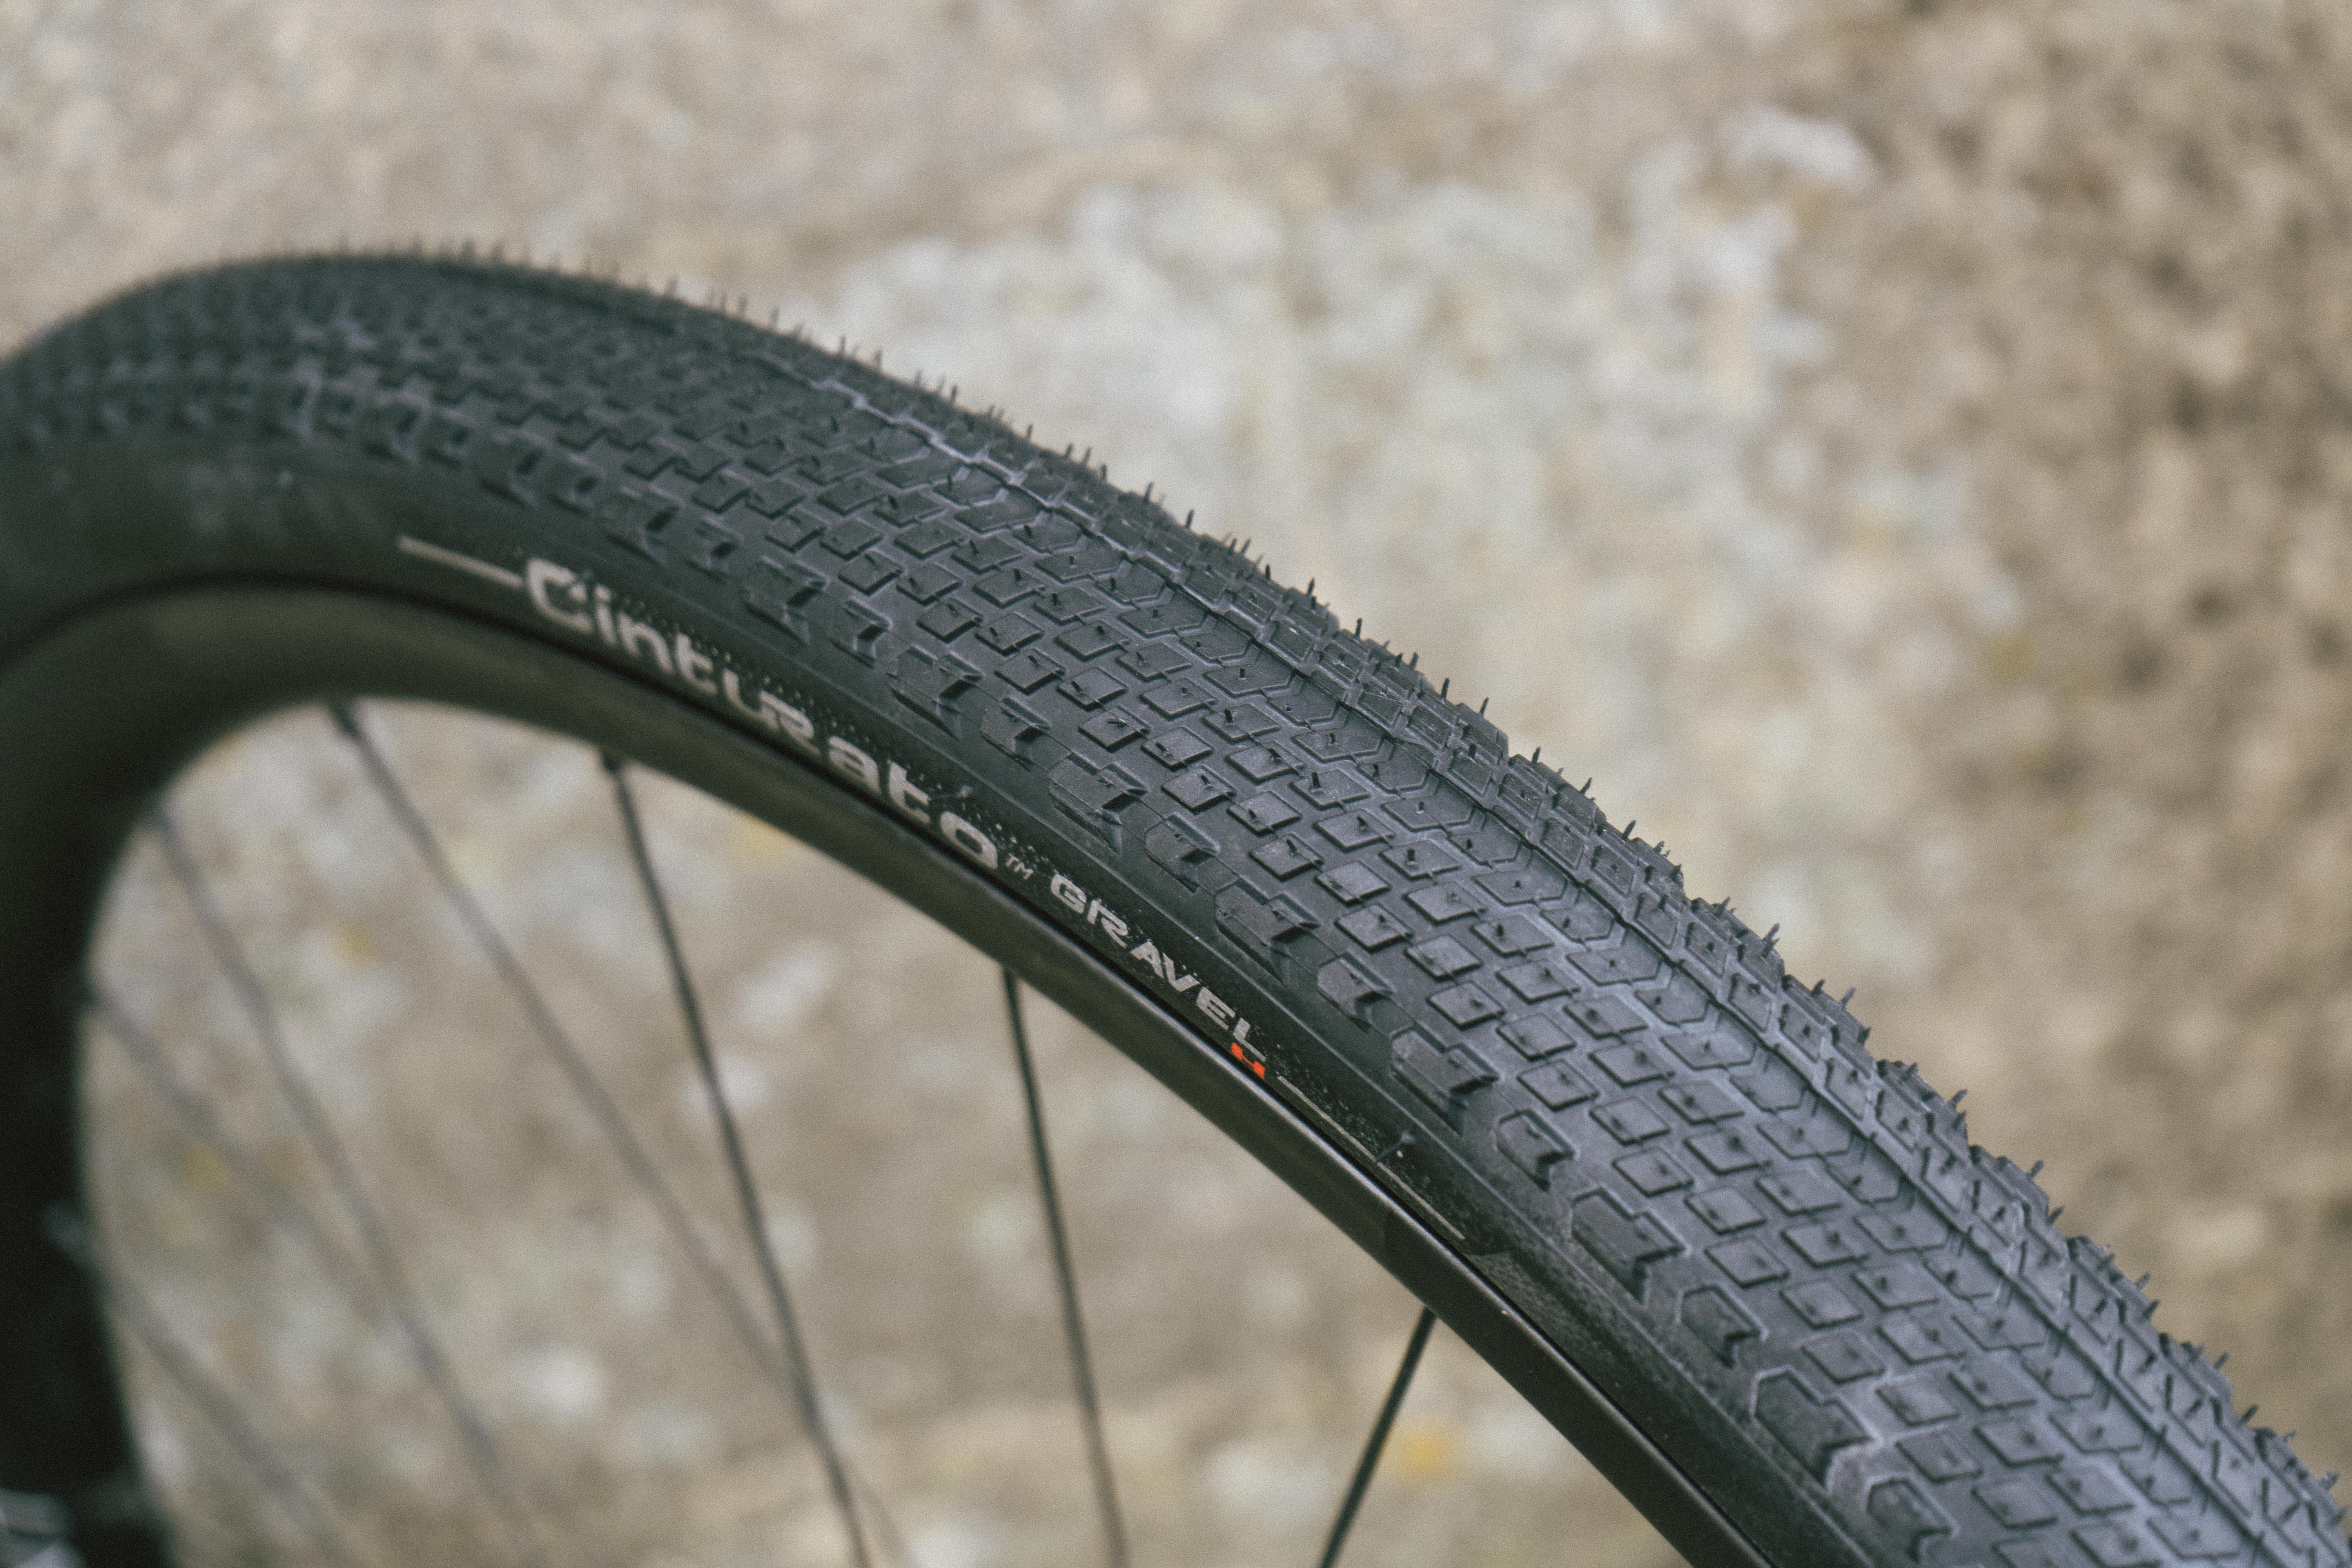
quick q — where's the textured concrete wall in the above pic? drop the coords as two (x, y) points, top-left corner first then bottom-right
(12, 0), (2352, 1560)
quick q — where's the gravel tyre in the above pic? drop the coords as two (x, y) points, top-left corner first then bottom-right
(1, 255), (2345, 1568)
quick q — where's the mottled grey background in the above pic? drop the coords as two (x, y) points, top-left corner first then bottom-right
(11, 1), (2352, 1563)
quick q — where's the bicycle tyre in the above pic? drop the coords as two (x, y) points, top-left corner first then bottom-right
(0, 254), (2341, 1568)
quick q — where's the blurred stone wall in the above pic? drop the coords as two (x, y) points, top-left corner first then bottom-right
(11, 0), (2352, 1546)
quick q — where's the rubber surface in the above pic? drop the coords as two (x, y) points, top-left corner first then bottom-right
(1, 255), (2344, 1568)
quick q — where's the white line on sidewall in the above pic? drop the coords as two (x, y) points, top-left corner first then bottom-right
(397, 534), (525, 590)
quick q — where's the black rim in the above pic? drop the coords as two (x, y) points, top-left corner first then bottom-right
(0, 582), (1772, 1568)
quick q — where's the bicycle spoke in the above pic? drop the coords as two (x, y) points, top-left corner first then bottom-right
(605, 756), (873, 1568)
(151, 811), (552, 1568)
(93, 993), (395, 1351)
(44, 1208), (366, 1568)
(331, 706), (905, 1566)
(1314, 1305), (1437, 1568)
(1000, 971), (1130, 1568)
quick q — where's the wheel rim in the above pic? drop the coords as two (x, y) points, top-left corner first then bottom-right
(3, 585), (1751, 1567)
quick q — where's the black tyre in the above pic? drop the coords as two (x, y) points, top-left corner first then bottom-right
(0, 255), (2342, 1568)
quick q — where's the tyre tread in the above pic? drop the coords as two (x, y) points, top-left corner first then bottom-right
(4, 253), (2344, 1568)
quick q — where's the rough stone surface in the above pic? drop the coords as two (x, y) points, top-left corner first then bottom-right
(12, 0), (2352, 1560)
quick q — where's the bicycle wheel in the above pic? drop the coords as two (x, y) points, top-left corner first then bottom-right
(0, 254), (2341, 1568)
